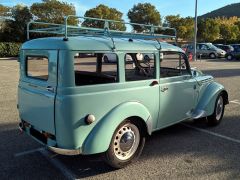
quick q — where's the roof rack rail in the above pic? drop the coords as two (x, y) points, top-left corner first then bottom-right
(27, 15), (177, 44)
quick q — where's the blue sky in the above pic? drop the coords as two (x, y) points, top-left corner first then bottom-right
(1, 0), (240, 21)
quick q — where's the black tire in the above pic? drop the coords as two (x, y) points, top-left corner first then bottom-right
(104, 120), (145, 169)
(207, 94), (225, 126)
(209, 53), (217, 59)
(103, 56), (109, 63)
(226, 54), (233, 61)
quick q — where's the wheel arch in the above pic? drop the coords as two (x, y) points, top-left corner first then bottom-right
(82, 101), (152, 155)
(195, 82), (228, 117)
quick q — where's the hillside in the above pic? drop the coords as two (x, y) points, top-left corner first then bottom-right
(200, 3), (240, 19)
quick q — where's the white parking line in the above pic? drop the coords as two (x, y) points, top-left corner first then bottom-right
(182, 123), (240, 144)
(14, 147), (44, 157)
(15, 148), (76, 180)
(230, 100), (240, 105)
(39, 149), (76, 180)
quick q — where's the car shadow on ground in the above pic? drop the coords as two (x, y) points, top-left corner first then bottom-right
(1, 116), (240, 179)
(52, 115), (240, 179)
(202, 69), (240, 78)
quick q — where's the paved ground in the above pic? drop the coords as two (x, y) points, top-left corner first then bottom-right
(0, 58), (240, 180)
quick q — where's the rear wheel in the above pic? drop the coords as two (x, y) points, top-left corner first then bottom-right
(226, 54), (233, 60)
(209, 53), (217, 59)
(207, 94), (225, 126)
(105, 120), (145, 169)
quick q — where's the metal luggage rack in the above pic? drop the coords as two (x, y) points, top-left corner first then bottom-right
(27, 15), (177, 46)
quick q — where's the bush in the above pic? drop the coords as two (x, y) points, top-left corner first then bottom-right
(0, 42), (21, 57)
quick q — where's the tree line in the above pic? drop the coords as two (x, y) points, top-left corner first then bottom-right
(0, 0), (240, 44)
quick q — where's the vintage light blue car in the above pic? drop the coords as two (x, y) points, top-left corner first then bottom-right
(18, 16), (228, 168)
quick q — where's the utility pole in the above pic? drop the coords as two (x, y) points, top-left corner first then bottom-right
(193, 0), (198, 61)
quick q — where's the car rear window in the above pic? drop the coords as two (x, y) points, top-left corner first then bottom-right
(74, 53), (118, 86)
(26, 56), (48, 81)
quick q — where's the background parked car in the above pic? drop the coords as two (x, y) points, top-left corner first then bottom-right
(103, 53), (153, 63)
(186, 43), (226, 59)
(214, 44), (234, 53)
(103, 53), (134, 63)
(225, 44), (240, 60)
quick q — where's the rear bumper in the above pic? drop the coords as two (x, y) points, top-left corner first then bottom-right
(48, 146), (82, 155)
(19, 121), (82, 156)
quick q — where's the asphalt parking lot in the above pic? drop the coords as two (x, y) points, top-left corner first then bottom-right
(0, 58), (240, 180)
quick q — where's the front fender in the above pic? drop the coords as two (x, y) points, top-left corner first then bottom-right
(195, 82), (227, 117)
(82, 101), (151, 154)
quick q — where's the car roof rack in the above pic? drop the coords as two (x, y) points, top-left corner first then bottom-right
(27, 15), (177, 49)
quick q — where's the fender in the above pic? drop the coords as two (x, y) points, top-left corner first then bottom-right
(82, 101), (152, 154)
(194, 81), (228, 117)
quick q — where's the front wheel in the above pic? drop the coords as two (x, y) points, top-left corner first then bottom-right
(207, 94), (225, 126)
(209, 53), (217, 59)
(105, 120), (145, 169)
(226, 54), (233, 60)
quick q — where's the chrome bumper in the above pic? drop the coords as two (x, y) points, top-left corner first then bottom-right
(48, 146), (82, 156)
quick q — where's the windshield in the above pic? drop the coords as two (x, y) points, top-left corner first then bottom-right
(208, 44), (218, 50)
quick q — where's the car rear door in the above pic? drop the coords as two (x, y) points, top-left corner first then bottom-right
(18, 50), (58, 135)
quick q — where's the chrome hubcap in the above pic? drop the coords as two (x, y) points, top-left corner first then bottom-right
(120, 132), (134, 151)
(113, 123), (140, 160)
(216, 96), (224, 121)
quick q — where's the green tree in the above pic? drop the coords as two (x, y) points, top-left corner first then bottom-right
(197, 18), (220, 42)
(30, 0), (77, 25)
(164, 15), (194, 41)
(0, 5), (32, 42)
(82, 4), (126, 31)
(220, 24), (239, 43)
(127, 3), (161, 32)
(0, 4), (11, 17)
(235, 20), (240, 41)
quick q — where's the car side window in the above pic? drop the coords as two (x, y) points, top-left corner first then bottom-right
(160, 52), (190, 78)
(200, 45), (208, 50)
(74, 53), (118, 86)
(125, 53), (155, 81)
(26, 56), (48, 80)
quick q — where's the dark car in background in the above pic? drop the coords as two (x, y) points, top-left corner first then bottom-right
(225, 44), (240, 60)
(214, 44), (234, 53)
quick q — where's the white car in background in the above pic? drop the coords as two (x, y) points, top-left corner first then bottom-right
(103, 53), (154, 63)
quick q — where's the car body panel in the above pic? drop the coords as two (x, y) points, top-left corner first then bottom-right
(194, 80), (226, 116)
(158, 75), (197, 127)
(226, 44), (240, 60)
(18, 49), (58, 135)
(18, 35), (228, 155)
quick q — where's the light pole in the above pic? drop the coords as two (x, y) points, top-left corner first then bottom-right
(193, 0), (198, 61)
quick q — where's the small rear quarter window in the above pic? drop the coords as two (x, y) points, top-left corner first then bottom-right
(26, 56), (48, 80)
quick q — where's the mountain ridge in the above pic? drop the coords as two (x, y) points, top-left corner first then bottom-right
(200, 3), (240, 19)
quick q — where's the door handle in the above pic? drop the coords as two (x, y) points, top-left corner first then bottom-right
(28, 83), (38, 88)
(161, 86), (168, 92)
(46, 86), (54, 92)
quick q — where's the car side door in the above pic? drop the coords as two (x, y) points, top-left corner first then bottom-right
(158, 52), (197, 128)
